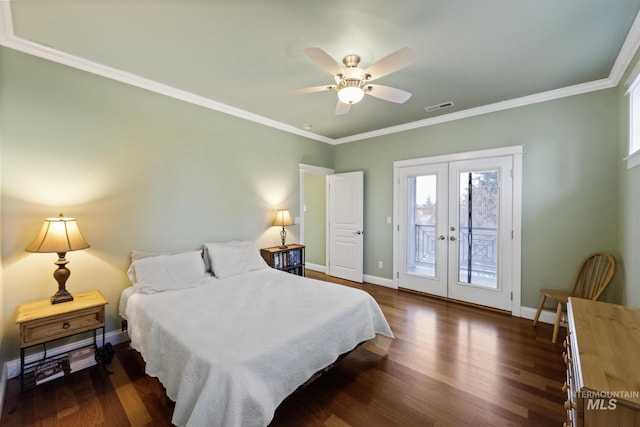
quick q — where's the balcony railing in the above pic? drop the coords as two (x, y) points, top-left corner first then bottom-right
(415, 224), (497, 283)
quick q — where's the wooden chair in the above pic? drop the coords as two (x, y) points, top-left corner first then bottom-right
(532, 252), (616, 343)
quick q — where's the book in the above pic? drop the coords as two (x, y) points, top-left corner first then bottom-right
(35, 357), (69, 385)
(68, 347), (97, 372)
(274, 253), (281, 268)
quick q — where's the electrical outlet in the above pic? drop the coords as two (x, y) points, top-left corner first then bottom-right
(378, 261), (383, 269)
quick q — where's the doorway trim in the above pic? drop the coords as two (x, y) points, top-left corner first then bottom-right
(392, 146), (523, 316)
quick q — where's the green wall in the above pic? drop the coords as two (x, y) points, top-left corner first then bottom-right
(618, 49), (640, 308)
(1, 39), (639, 362)
(303, 172), (326, 266)
(333, 90), (620, 308)
(618, 146), (640, 307)
(0, 47), (333, 360)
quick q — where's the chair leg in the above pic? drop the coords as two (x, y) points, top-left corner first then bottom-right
(533, 294), (546, 326)
(552, 302), (563, 344)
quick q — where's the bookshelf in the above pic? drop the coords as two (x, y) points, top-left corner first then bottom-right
(260, 244), (305, 276)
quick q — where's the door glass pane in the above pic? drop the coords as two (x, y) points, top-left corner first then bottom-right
(458, 170), (498, 288)
(406, 175), (437, 277)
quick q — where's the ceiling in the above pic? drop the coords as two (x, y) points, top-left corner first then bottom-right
(2, 1), (640, 143)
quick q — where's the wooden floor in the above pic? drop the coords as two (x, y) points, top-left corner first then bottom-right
(1, 272), (567, 426)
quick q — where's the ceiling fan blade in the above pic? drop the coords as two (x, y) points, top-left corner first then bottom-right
(335, 100), (351, 115)
(288, 85), (336, 95)
(366, 84), (412, 103)
(303, 47), (343, 76)
(364, 47), (417, 81)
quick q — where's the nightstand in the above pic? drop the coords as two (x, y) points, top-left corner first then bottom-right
(260, 244), (305, 276)
(15, 290), (107, 392)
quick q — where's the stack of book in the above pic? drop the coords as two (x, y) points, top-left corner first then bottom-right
(34, 357), (70, 385)
(68, 347), (97, 372)
(289, 249), (301, 266)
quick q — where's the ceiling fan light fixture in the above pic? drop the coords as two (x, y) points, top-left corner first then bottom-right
(338, 86), (364, 104)
(294, 47), (417, 113)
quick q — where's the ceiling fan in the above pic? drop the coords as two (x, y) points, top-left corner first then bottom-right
(290, 47), (417, 115)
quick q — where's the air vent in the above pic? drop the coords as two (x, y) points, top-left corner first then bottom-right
(424, 101), (454, 113)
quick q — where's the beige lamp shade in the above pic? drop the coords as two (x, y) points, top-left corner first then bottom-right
(272, 209), (294, 227)
(26, 214), (90, 254)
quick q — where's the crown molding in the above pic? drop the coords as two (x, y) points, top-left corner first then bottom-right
(0, 2), (13, 43)
(1, 3), (639, 146)
(334, 78), (616, 144)
(609, 10), (640, 85)
(1, 35), (334, 145)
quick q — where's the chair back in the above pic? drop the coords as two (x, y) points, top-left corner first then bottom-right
(570, 253), (617, 300)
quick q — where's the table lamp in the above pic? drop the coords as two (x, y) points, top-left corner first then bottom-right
(273, 209), (293, 248)
(26, 214), (90, 304)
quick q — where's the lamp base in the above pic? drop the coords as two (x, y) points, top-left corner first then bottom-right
(51, 254), (74, 304)
(280, 227), (287, 249)
(51, 289), (74, 304)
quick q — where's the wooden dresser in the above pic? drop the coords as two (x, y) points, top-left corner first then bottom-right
(564, 297), (640, 426)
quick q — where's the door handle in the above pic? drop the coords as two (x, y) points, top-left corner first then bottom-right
(355, 230), (363, 235)
(438, 235), (446, 240)
(449, 236), (456, 241)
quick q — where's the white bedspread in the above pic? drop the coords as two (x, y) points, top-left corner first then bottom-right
(124, 268), (393, 427)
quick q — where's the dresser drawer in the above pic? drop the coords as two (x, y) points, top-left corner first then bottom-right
(20, 305), (105, 347)
(563, 334), (578, 426)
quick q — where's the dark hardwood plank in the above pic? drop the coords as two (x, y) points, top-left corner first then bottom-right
(2, 271), (566, 426)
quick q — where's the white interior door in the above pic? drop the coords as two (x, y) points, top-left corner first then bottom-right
(328, 171), (364, 282)
(395, 154), (515, 312)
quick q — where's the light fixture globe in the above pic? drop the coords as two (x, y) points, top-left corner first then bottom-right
(338, 85), (365, 104)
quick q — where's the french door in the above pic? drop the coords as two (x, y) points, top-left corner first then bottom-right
(395, 153), (516, 311)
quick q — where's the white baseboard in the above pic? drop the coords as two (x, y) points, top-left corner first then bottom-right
(520, 306), (565, 326)
(4, 329), (129, 380)
(306, 264), (395, 289)
(363, 274), (395, 288)
(301, 261), (558, 323)
(305, 263), (325, 273)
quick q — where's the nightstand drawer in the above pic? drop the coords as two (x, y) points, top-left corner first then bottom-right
(20, 306), (105, 347)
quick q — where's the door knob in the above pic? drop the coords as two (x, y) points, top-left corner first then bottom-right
(449, 236), (456, 241)
(439, 235), (446, 240)
(355, 230), (363, 235)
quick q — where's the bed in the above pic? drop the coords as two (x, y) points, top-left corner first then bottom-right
(119, 242), (394, 427)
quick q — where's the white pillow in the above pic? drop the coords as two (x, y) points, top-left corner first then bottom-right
(131, 250), (208, 294)
(201, 241), (247, 274)
(201, 240), (251, 272)
(205, 241), (268, 279)
(127, 249), (208, 283)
